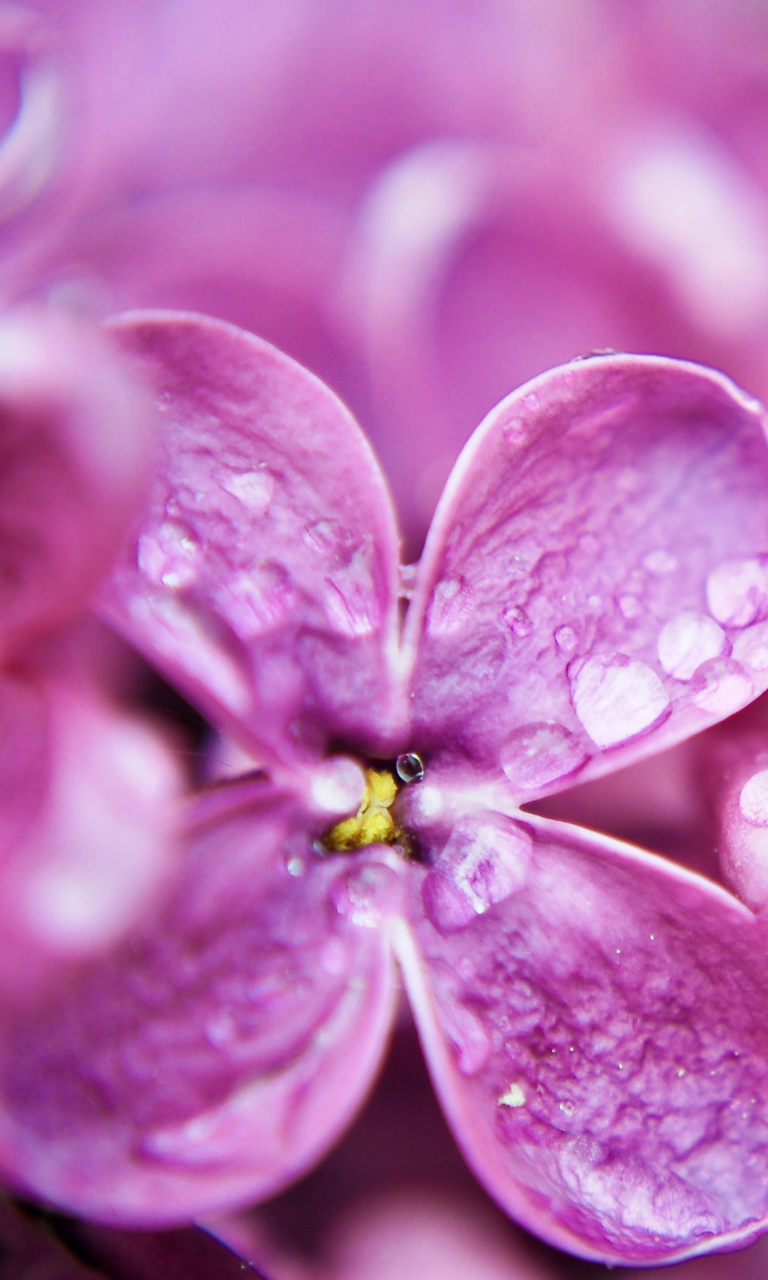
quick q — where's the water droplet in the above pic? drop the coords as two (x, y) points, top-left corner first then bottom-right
(690, 657), (753, 715)
(137, 520), (199, 589)
(427, 575), (473, 635)
(325, 546), (380, 637)
(423, 815), (532, 934)
(217, 562), (294, 637)
(554, 624), (577, 652)
(303, 519), (338, 553)
(643, 548), (678, 575)
(657, 611), (727, 680)
(285, 854), (305, 877)
(395, 753), (425, 783)
(559, 1099), (576, 1116)
(739, 770), (768, 826)
(503, 604), (533, 637)
(733, 621), (768, 671)
(617, 594), (642, 619)
(502, 415), (525, 448)
(221, 467), (275, 516)
(440, 998), (492, 1076)
(523, 392), (540, 412)
(707, 557), (768, 628)
(500, 722), (588, 794)
(569, 653), (670, 749)
(331, 861), (400, 928)
(587, 594), (601, 610)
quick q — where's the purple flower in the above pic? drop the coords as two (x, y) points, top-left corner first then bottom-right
(6, 310), (768, 1266)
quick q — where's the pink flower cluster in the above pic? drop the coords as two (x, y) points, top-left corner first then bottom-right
(3, 3), (768, 1278)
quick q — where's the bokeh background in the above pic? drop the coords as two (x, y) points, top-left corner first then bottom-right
(4, 2), (768, 1276)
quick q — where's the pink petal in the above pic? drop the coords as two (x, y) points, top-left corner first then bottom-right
(0, 307), (155, 656)
(0, 779), (403, 1224)
(405, 354), (768, 799)
(102, 311), (404, 765)
(397, 812), (768, 1265)
(0, 676), (181, 1001)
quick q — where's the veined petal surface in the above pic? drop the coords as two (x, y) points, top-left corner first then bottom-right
(102, 311), (404, 766)
(405, 355), (768, 799)
(0, 778), (402, 1223)
(397, 812), (768, 1265)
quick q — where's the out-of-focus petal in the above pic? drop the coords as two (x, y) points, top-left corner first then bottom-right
(405, 354), (768, 799)
(0, 778), (402, 1223)
(0, 676), (181, 1000)
(397, 812), (768, 1265)
(0, 6), (62, 227)
(344, 142), (750, 554)
(101, 311), (405, 766)
(0, 307), (155, 656)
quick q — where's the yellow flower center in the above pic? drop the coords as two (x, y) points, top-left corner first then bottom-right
(323, 766), (400, 852)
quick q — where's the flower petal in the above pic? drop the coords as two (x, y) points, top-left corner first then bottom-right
(405, 355), (768, 799)
(0, 673), (181, 1003)
(102, 311), (404, 765)
(0, 779), (402, 1224)
(396, 812), (768, 1264)
(0, 308), (155, 657)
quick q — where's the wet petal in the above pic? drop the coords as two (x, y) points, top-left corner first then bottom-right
(405, 355), (768, 798)
(396, 812), (768, 1265)
(0, 778), (402, 1223)
(102, 311), (404, 766)
(0, 307), (155, 656)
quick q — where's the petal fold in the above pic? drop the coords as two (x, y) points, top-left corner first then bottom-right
(397, 812), (768, 1264)
(405, 355), (768, 798)
(102, 311), (404, 766)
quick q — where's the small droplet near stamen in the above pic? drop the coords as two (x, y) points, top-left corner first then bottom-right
(396, 752), (425, 783)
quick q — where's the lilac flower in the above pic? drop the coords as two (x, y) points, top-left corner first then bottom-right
(5, 310), (768, 1266)
(0, 306), (181, 1002)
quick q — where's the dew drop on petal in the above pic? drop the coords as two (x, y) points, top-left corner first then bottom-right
(427, 575), (473, 635)
(690, 657), (753, 716)
(569, 653), (670, 749)
(706, 556), (768, 628)
(503, 604), (533, 638)
(137, 520), (199, 589)
(331, 862), (401, 928)
(733, 621), (768, 671)
(500, 722), (588, 794)
(218, 562), (294, 637)
(220, 467), (275, 516)
(325, 547), (380, 637)
(739, 770), (768, 827)
(423, 816), (532, 934)
(656, 611), (727, 680)
(554, 624), (577, 652)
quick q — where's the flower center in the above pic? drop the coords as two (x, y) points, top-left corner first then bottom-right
(322, 752), (424, 854)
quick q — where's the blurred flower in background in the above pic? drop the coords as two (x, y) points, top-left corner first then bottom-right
(2, 1), (768, 1277)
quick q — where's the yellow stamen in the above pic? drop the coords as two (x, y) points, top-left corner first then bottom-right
(324, 766), (400, 852)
